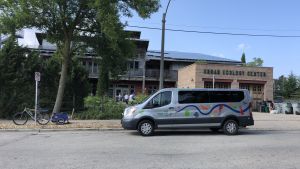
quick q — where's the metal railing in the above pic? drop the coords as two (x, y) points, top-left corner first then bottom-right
(87, 68), (178, 81)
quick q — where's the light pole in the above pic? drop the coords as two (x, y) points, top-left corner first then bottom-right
(159, 0), (172, 90)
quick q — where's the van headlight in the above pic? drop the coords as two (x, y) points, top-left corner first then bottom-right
(124, 107), (136, 117)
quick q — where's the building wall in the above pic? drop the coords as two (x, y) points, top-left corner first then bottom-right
(177, 64), (197, 88)
(178, 63), (274, 102)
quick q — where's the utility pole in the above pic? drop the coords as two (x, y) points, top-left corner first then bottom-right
(142, 58), (146, 94)
(159, 0), (172, 90)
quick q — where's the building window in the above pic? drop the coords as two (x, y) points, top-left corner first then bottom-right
(129, 61), (134, 69)
(240, 84), (250, 91)
(130, 85), (135, 94)
(252, 85), (263, 94)
(204, 82), (213, 88)
(128, 61), (139, 70)
(134, 61), (139, 69)
(204, 82), (231, 89)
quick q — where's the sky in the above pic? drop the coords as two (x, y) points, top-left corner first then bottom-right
(19, 0), (300, 78)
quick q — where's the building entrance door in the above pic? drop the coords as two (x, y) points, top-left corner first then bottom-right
(115, 86), (130, 98)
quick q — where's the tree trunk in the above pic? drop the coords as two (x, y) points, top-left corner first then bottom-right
(52, 40), (71, 113)
(97, 63), (109, 96)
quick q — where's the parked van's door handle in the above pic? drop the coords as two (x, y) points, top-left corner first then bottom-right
(169, 107), (175, 110)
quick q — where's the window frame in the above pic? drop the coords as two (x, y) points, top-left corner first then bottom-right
(177, 90), (245, 104)
(143, 91), (172, 109)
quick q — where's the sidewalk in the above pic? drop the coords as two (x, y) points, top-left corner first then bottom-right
(0, 120), (122, 130)
(1, 112), (300, 131)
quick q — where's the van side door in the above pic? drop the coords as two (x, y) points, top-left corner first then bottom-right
(143, 91), (174, 125)
(174, 90), (217, 127)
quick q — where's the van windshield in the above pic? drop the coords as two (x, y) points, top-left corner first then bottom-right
(139, 93), (155, 104)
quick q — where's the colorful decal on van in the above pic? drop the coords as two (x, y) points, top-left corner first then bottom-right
(184, 110), (191, 117)
(176, 104), (250, 116)
(200, 105), (210, 111)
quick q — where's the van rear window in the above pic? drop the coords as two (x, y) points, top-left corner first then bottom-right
(210, 91), (244, 103)
(178, 91), (244, 104)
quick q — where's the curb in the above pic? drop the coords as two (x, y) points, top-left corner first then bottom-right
(0, 128), (124, 132)
(2, 128), (299, 132)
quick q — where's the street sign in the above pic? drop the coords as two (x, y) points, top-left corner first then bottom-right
(35, 72), (40, 81)
(34, 72), (40, 125)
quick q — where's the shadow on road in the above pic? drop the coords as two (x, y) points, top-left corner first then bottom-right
(127, 128), (290, 137)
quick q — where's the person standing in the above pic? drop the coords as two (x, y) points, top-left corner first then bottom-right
(124, 93), (129, 104)
(129, 92), (135, 105)
(118, 93), (122, 102)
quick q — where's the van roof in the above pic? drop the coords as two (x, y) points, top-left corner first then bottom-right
(160, 88), (248, 92)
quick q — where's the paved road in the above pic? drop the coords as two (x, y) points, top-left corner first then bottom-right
(1, 128), (300, 169)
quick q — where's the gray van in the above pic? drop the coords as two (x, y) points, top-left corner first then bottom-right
(121, 88), (254, 136)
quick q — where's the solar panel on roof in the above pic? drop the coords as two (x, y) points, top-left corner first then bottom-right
(146, 50), (241, 63)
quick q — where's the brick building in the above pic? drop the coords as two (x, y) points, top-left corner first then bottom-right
(33, 30), (274, 107)
(34, 31), (243, 98)
(178, 62), (274, 110)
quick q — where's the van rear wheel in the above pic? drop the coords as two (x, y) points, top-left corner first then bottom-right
(138, 120), (154, 136)
(223, 120), (239, 135)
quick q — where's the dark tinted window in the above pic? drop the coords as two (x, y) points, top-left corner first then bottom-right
(178, 91), (209, 104)
(144, 91), (172, 109)
(161, 91), (172, 106)
(210, 91), (244, 103)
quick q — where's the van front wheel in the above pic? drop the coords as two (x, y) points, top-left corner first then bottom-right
(223, 120), (239, 135)
(138, 120), (154, 136)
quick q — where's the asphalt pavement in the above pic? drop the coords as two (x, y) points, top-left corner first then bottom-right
(1, 128), (300, 169)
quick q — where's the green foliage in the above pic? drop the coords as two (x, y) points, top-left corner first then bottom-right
(274, 75), (286, 98)
(0, 38), (41, 118)
(76, 96), (126, 119)
(39, 54), (90, 111)
(0, 38), (90, 118)
(131, 94), (149, 105)
(284, 72), (298, 99)
(0, 0), (160, 113)
(247, 57), (264, 67)
(241, 52), (246, 64)
(84, 96), (101, 108)
(292, 88), (300, 98)
(274, 73), (300, 99)
(92, 30), (136, 96)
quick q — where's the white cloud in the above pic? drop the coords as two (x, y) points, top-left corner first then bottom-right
(237, 43), (251, 51)
(212, 52), (224, 58)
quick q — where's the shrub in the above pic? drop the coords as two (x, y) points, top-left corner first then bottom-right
(131, 94), (149, 105)
(76, 96), (126, 120)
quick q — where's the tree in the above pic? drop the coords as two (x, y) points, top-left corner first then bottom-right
(274, 75), (286, 98)
(92, 32), (135, 96)
(0, 0), (160, 113)
(241, 52), (246, 64)
(284, 72), (298, 99)
(0, 37), (41, 118)
(39, 54), (90, 111)
(247, 57), (263, 67)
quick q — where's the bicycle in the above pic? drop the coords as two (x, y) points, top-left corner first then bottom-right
(13, 107), (50, 125)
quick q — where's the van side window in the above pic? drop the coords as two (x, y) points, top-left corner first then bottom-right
(210, 91), (244, 103)
(178, 91), (209, 104)
(144, 91), (172, 109)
